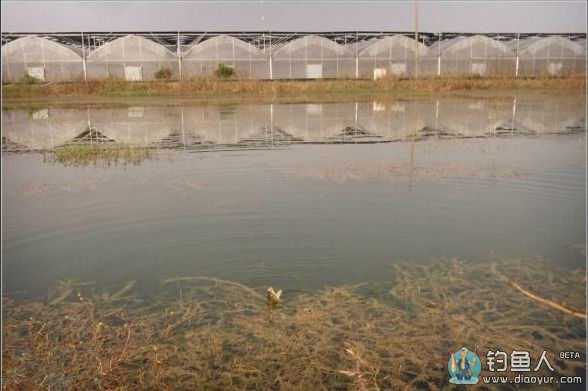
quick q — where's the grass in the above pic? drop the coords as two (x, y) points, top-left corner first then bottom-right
(2, 256), (585, 390)
(2, 75), (585, 103)
(20, 72), (38, 85)
(45, 144), (156, 168)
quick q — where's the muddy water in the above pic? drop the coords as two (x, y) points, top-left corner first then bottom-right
(1, 95), (585, 298)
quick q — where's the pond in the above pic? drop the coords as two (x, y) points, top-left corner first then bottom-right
(2, 94), (586, 390)
(2, 95), (586, 298)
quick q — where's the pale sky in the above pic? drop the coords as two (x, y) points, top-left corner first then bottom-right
(1, 1), (586, 33)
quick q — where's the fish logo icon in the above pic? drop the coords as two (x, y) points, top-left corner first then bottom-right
(448, 347), (481, 384)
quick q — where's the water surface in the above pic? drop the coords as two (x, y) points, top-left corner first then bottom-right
(2, 95), (585, 298)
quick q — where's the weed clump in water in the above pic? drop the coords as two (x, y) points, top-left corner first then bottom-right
(46, 144), (156, 167)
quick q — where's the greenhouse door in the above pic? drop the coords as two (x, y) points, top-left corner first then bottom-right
(306, 64), (322, 79)
(373, 68), (387, 80)
(547, 62), (563, 76)
(27, 67), (45, 81)
(124, 66), (143, 81)
(471, 62), (487, 76)
(390, 64), (406, 76)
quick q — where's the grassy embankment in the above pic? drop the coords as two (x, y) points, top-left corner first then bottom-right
(2, 75), (586, 107)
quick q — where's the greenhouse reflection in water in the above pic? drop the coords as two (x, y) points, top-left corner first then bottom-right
(2, 96), (585, 151)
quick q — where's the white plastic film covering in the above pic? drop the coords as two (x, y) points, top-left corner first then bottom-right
(27, 67), (45, 81)
(124, 66), (143, 81)
(2, 36), (83, 82)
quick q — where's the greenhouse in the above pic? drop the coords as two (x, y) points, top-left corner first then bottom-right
(182, 35), (269, 79)
(272, 102), (358, 141)
(433, 98), (517, 137)
(1, 36), (84, 83)
(510, 36), (585, 77)
(272, 35), (355, 79)
(88, 106), (182, 146)
(1, 108), (88, 150)
(181, 104), (271, 145)
(86, 35), (179, 81)
(515, 96), (586, 134)
(422, 35), (516, 76)
(357, 35), (427, 79)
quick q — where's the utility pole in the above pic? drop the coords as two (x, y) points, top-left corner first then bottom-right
(81, 31), (87, 82)
(414, 0), (419, 78)
(177, 31), (182, 80)
(515, 33), (520, 78)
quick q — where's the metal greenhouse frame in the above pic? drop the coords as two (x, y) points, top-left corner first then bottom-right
(86, 34), (179, 81)
(272, 35), (356, 79)
(510, 36), (585, 77)
(357, 35), (427, 79)
(181, 35), (269, 79)
(1, 31), (585, 82)
(423, 35), (517, 76)
(1, 35), (84, 82)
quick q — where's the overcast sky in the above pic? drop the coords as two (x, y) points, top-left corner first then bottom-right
(1, 1), (586, 33)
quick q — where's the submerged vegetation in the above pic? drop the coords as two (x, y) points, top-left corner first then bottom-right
(45, 144), (156, 168)
(290, 161), (530, 184)
(2, 257), (585, 390)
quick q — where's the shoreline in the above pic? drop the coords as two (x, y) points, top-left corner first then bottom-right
(2, 76), (585, 106)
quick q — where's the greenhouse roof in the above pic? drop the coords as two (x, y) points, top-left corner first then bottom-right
(358, 35), (427, 57)
(2, 35), (82, 62)
(182, 34), (265, 59)
(427, 35), (514, 57)
(514, 36), (585, 56)
(86, 34), (176, 61)
(272, 35), (354, 58)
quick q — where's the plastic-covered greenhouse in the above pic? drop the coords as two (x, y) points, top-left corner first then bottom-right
(422, 35), (516, 76)
(182, 35), (269, 79)
(88, 106), (182, 146)
(272, 35), (355, 79)
(1, 36), (83, 83)
(357, 35), (426, 79)
(2, 32), (585, 82)
(2, 108), (88, 150)
(86, 35), (179, 81)
(509, 36), (585, 77)
(181, 105), (272, 145)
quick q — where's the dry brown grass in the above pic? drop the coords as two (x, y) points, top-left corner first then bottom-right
(2, 257), (585, 390)
(2, 74), (585, 102)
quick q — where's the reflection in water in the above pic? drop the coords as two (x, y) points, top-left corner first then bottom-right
(1, 95), (585, 299)
(3, 96), (586, 152)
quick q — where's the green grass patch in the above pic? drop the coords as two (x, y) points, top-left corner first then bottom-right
(46, 144), (156, 167)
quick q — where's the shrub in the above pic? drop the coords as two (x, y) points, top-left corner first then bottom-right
(21, 72), (38, 85)
(215, 63), (235, 79)
(154, 67), (173, 80)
